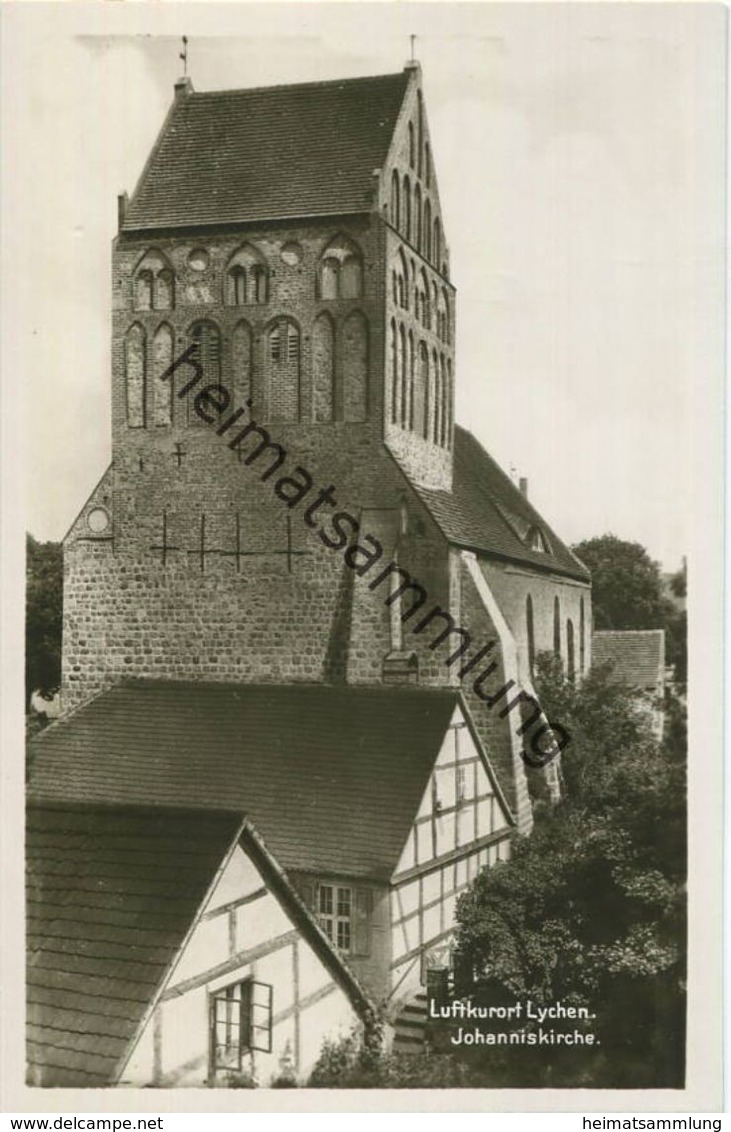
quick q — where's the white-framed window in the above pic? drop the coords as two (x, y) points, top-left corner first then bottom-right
(318, 883), (352, 952)
(209, 978), (272, 1073)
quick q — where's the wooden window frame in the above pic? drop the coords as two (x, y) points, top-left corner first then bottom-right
(209, 978), (273, 1075)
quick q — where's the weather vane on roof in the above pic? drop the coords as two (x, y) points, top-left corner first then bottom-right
(180, 35), (189, 77)
(409, 34), (417, 63)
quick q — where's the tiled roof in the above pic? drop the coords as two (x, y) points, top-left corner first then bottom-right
(415, 427), (590, 582)
(28, 682), (457, 882)
(27, 806), (242, 1087)
(122, 73), (410, 232)
(591, 630), (665, 691)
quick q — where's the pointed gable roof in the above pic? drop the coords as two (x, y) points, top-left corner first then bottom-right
(27, 806), (243, 1086)
(122, 72), (410, 232)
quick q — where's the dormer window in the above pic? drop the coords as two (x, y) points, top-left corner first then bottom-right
(526, 525), (549, 553)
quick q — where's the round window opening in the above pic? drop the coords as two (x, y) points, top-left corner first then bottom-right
(280, 242), (303, 267)
(188, 249), (210, 272)
(87, 507), (110, 534)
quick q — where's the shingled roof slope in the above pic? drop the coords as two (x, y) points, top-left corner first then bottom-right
(591, 630), (665, 691)
(28, 682), (458, 881)
(122, 72), (409, 232)
(27, 806), (242, 1087)
(414, 427), (590, 582)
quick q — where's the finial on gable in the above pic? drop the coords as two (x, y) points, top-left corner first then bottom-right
(404, 33), (421, 73)
(175, 36), (194, 97)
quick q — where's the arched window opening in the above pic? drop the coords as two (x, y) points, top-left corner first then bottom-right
(567, 620), (576, 682)
(400, 324), (407, 430)
(403, 177), (412, 243)
(433, 218), (441, 270)
(424, 200), (432, 261)
(440, 355), (448, 446)
(321, 258), (338, 301)
(134, 250), (175, 312)
(268, 317), (301, 422)
(189, 320), (221, 395)
(157, 269), (174, 311)
(553, 597), (561, 658)
(312, 313), (334, 423)
(526, 595), (535, 675)
(398, 250), (409, 310)
(442, 288), (451, 343)
(318, 235), (364, 300)
(408, 121), (415, 169)
(125, 323), (146, 428)
(407, 331), (415, 430)
(414, 185), (422, 253)
(425, 142), (431, 187)
(152, 323), (173, 427)
(391, 170), (401, 230)
(232, 320), (253, 409)
(446, 360), (453, 448)
(392, 271), (399, 306)
(433, 348), (441, 444)
(421, 269), (431, 329)
(580, 596), (586, 674)
(226, 243), (267, 305)
(136, 270), (153, 312)
(419, 342), (429, 440)
(390, 320), (399, 425)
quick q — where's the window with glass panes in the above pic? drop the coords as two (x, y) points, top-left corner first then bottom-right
(318, 884), (352, 953)
(209, 979), (272, 1073)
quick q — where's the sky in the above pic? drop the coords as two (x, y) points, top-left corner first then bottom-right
(4, 2), (726, 569)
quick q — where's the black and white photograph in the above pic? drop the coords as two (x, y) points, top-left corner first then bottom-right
(1, 0), (725, 1116)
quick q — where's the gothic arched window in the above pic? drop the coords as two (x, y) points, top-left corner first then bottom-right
(188, 319), (221, 426)
(553, 597), (561, 657)
(125, 323), (146, 428)
(408, 121), (415, 169)
(433, 348), (441, 444)
(226, 243), (268, 306)
(414, 184), (422, 253)
(391, 171), (401, 231)
(390, 319), (399, 425)
(526, 595), (535, 675)
(313, 313), (334, 423)
(424, 199), (432, 261)
(133, 250), (175, 312)
(425, 142), (431, 188)
(433, 218), (441, 271)
(317, 235), (363, 300)
(419, 342), (429, 440)
(580, 596), (586, 674)
(152, 323), (173, 427)
(232, 320), (253, 409)
(267, 317), (301, 421)
(403, 176), (412, 243)
(439, 354), (448, 446)
(567, 619), (576, 682)
(407, 331), (415, 431)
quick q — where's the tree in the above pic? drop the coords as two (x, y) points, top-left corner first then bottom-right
(573, 533), (687, 687)
(572, 534), (668, 630)
(453, 654), (686, 1088)
(26, 535), (63, 712)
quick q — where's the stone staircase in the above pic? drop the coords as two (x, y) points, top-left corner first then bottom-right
(392, 992), (429, 1054)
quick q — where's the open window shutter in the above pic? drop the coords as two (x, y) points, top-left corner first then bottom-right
(352, 887), (373, 957)
(298, 878), (315, 912)
(249, 981), (273, 1053)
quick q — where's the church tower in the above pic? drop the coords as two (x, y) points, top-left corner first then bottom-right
(61, 59), (590, 832)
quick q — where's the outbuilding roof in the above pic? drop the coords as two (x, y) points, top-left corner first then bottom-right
(591, 629), (666, 692)
(28, 681), (459, 882)
(122, 72), (410, 232)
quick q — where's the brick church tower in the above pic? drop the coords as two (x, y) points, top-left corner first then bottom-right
(61, 62), (591, 831)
